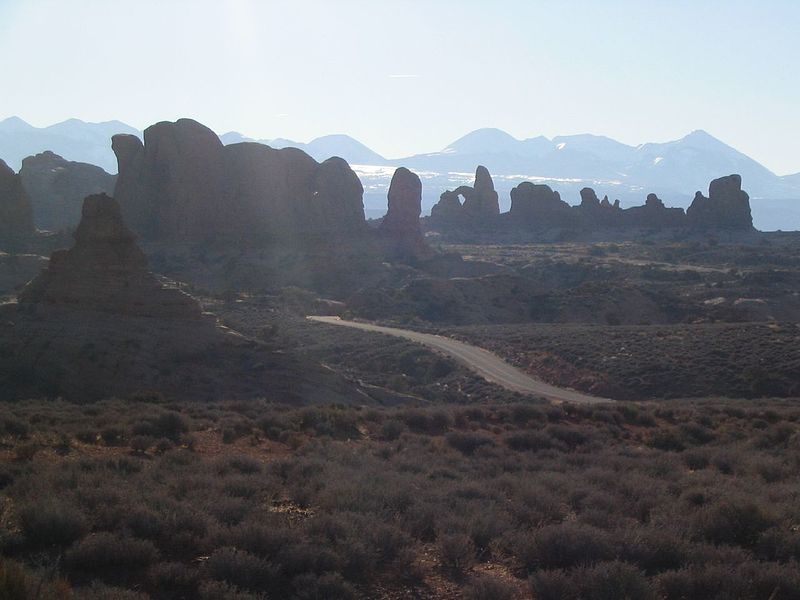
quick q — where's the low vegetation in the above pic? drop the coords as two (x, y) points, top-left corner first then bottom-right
(1, 396), (798, 598)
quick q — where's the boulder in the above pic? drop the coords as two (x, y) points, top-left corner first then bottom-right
(19, 151), (116, 231)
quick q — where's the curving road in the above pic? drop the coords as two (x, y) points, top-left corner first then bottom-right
(307, 316), (612, 404)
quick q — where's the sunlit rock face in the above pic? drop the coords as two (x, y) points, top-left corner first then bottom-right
(687, 174), (754, 230)
(19, 151), (116, 231)
(19, 193), (202, 319)
(379, 167), (431, 259)
(112, 118), (366, 245)
(0, 158), (35, 247)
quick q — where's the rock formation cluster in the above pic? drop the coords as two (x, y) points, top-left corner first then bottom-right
(112, 118), (366, 244)
(19, 150), (116, 231)
(19, 193), (202, 318)
(430, 166), (500, 223)
(0, 158), (34, 248)
(430, 168), (754, 235)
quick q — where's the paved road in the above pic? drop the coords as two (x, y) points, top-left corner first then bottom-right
(307, 316), (612, 404)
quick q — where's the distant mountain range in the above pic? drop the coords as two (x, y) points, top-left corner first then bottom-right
(2, 117), (799, 230)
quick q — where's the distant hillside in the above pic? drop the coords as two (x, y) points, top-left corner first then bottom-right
(0, 117), (140, 173)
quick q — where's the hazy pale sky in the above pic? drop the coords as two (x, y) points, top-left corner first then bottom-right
(1, 0), (798, 174)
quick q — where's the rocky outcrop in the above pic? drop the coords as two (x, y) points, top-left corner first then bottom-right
(687, 174), (753, 230)
(5, 192), (366, 402)
(624, 193), (686, 229)
(112, 118), (366, 244)
(379, 167), (430, 259)
(508, 182), (573, 227)
(464, 166), (500, 217)
(19, 151), (116, 231)
(19, 193), (202, 318)
(0, 159), (35, 248)
(429, 166), (500, 225)
(429, 170), (755, 238)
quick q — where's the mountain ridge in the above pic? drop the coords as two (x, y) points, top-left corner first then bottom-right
(2, 116), (799, 229)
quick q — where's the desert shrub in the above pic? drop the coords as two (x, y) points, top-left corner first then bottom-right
(0, 466), (14, 490)
(463, 574), (517, 600)
(129, 435), (153, 455)
(131, 412), (188, 442)
(438, 532), (475, 573)
(446, 431), (495, 455)
(279, 542), (341, 577)
(209, 497), (251, 526)
(531, 561), (653, 600)
(656, 561), (800, 600)
(153, 438), (174, 454)
(505, 430), (555, 452)
(379, 419), (406, 441)
(13, 442), (39, 461)
(401, 409), (451, 434)
(147, 561), (199, 596)
(648, 429), (685, 452)
(619, 529), (688, 574)
(100, 426), (126, 446)
(292, 572), (355, 600)
(222, 521), (292, 558)
(510, 404), (545, 425)
(529, 568), (577, 600)
(546, 425), (590, 449)
(298, 406), (359, 440)
(198, 580), (266, 600)
(0, 560), (28, 600)
(19, 501), (89, 549)
(578, 561), (654, 600)
(75, 430), (97, 444)
(1, 417), (29, 439)
(74, 581), (151, 600)
(205, 547), (275, 591)
(66, 533), (159, 572)
(694, 500), (775, 548)
(680, 423), (715, 445)
(682, 449), (710, 470)
(218, 455), (262, 475)
(511, 523), (615, 571)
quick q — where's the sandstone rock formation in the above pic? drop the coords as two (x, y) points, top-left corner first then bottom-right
(429, 166), (500, 225)
(623, 193), (686, 229)
(508, 182), (572, 227)
(464, 165), (500, 217)
(19, 193), (201, 318)
(4, 193), (364, 403)
(687, 174), (753, 230)
(112, 118), (366, 244)
(429, 170), (755, 239)
(430, 190), (464, 222)
(379, 167), (430, 258)
(19, 151), (116, 231)
(0, 158), (35, 248)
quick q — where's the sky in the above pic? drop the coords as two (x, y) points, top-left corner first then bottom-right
(1, 0), (798, 174)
